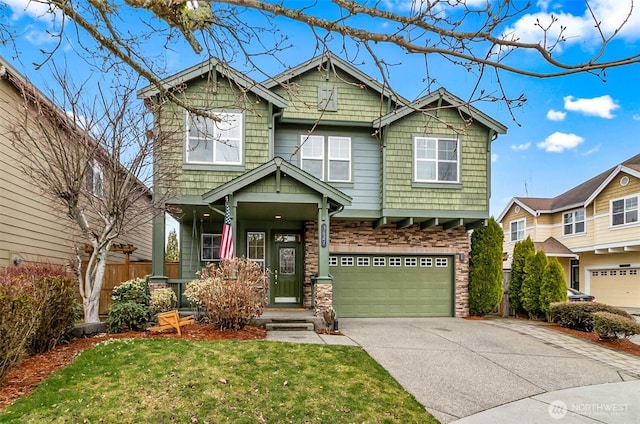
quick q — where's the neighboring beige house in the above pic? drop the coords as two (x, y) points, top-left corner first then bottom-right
(498, 153), (640, 308)
(0, 56), (152, 268)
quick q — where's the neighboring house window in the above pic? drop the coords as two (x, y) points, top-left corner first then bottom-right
(247, 232), (265, 270)
(85, 161), (104, 197)
(414, 137), (459, 183)
(563, 210), (585, 235)
(510, 219), (525, 242)
(186, 111), (242, 165)
(300, 135), (352, 182)
(201, 234), (221, 261)
(611, 195), (639, 226)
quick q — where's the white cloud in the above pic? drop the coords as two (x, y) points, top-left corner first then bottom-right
(511, 142), (531, 151)
(4, 0), (55, 21)
(25, 29), (58, 45)
(563, 95), (619, 118)
(491, 153), (498, 163)
(632, 114), (640, 121)
(582, 145), (601, 156)
(537, 132), (584, 152)
(546, 109), (566, 121)
(504, 0), (640, 48)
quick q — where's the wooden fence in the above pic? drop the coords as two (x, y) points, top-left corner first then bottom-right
(97, 261), (179, 314)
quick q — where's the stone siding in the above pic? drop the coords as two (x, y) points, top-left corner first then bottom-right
(303, 220), (471, 317)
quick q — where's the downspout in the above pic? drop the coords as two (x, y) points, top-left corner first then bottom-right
(269, 108), (284, 159)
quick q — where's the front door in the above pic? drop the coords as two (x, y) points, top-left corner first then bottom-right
(271, 234), (303, 306)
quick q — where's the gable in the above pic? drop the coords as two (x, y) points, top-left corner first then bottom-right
(269, 65), (393, 123)
(592, 171), (640, 215)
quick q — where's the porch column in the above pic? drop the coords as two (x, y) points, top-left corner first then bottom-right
(314, 196), (333, 313)
(149, 212), (168, 284)
(317, 196), (331, 280)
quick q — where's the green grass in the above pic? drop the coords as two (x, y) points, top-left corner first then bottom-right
(0, 339), (438, 423)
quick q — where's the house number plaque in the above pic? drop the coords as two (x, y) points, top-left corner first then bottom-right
(321, 223), (327, 248)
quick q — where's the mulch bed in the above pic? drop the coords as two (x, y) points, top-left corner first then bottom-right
(545, 323), (640, 357)
(0, 324), (265, 411)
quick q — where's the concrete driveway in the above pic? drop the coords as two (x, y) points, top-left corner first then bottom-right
(339, 318), (639, 423)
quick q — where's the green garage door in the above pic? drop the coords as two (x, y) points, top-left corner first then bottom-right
(331, 254), (454, 317)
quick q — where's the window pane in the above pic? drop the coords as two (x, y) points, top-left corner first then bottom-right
(301, 136), (323, 158)
(416, 138), (436, 159)
(216, 139), (240, 163)
(613, 213), (624, 226)
(438, 162), (457, 181)
(280, 248), (295, 275)
(564, 224), (573, 235)
(302, 159), (323, 179)
(626, 210), (638, 223)
(416, 161), (436, 181)
(575, 221), (585, 233)
(329, 160), (349, 181)
(575, 210), (585, 221)
(187, 139), (213, 162)
(439, 139), (457, 160)
(563, 213), (573, 225)
(247, 232), (265, 260)
(612, 199), (624, 214)
(328, 137), (350, 160)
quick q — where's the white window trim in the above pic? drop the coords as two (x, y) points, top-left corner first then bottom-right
(186, 111), (243, 165)
(300, 135), (324, 180)
(327, 136), (351, 182)
(247, 231), (265, 270)
(510, 219), (525, 242)
(563, 209), (586, 236)
(610, 194), (639, 227)
(413, 136), (460, 183)
(300, 135), (352, 182)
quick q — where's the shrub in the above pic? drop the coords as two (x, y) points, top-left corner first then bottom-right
(521, 250), (547, 318)
(106, 301), (150, 333)
(509, 237), (535, 315)
(549, 302), (633, 332)
(111, 277), (150, 305)
(184, 278), (209, 309)
(539, 258), (567, 321)
(107, 278), (151, 333)
(192, 257), (269, 330)
(469, 218), (504, 316)
(150, 287), (177, 316)
(593, 312), (640, 340)
(0, 283), (39, 383)
(25, 264), (79, 354)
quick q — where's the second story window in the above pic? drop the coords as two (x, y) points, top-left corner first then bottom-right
(300, 135), (351, 182)
(563, 210), (585, 235)
(611, 195), (638, 226)
(186, 111), (243, 165)
(510, 219), (525, 242)
(414, 137), (459, 183)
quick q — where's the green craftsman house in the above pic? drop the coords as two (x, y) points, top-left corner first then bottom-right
(138, 52), (507, 318)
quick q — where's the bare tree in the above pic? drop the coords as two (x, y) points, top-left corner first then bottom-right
(2, 0), (638, 118)
(4, 67), (174, 323)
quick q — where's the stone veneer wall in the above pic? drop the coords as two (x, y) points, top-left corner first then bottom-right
(303, 220), (471, 317)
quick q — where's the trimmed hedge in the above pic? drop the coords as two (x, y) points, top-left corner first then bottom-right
(549, 302), (633, 332)
(593, 312), (640, 340)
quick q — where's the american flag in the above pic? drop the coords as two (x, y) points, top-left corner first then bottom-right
(219, 196), (234, 259)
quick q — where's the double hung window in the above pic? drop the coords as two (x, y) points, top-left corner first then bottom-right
(414, 137), (459, 183)
(510, 219), (525, 242)
(612, 195), (638, 226)
(563, 210), (585, 235)
(300, 135), (351, 182)
(186, 111), (243, 165)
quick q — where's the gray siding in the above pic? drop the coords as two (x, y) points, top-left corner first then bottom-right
(274, 126), (381, 212)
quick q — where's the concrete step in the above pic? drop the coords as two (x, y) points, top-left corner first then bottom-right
(265, 322), (315, 331)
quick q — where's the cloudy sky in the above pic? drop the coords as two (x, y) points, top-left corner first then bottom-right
(2, 0), (639, 219)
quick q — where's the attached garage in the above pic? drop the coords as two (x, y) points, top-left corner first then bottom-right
(330, 254), (455, 317)
(589, 268), (640, 308)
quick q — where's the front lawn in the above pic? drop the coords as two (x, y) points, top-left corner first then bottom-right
(0, 339), (436, 423)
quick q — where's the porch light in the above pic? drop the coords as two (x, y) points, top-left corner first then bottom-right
(275, 214), (282, 219)
(203, 213), (210, 217)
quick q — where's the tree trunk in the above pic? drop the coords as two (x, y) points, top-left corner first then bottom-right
(83, 244), (109, 323)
